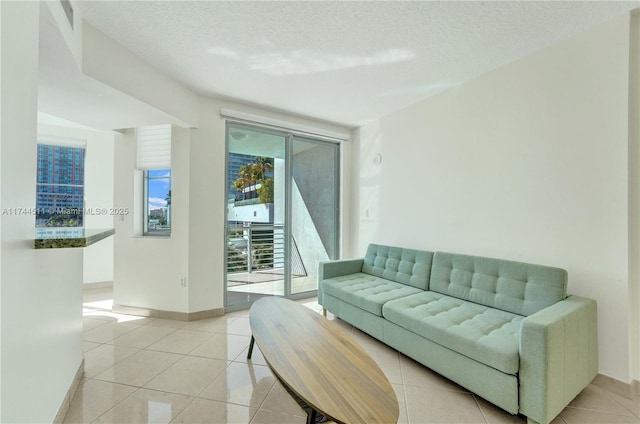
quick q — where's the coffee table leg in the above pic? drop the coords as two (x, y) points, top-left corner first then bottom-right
(247, 335), (255, 359)
(306, 409), (317, 424)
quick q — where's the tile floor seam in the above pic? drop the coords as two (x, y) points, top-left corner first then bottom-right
(142, 355), (230, 400)
(138, 327), (183, 350)
(564, 405), (640, 418)
(181, 327), (234, 335)
(470, 394), (490, 424)
(92, 351), (183, 390)
(401, 381), (470, 393)
(130, 384), (197, 399)
(552, 415), (567, 424)
(250, 411), (305, 424)
(84, 375), (149, 392)
(83, 325), (141, 345)
(86, 384), (141, 424)
(167, 395), (199, 424)
(102, 388), (195, 424)
(148, 332), (215, 356)
(82, 376), (208, 423)
(119, 326), (181, 349)
(397, 350), (411, 424)
(203, 384), (276, 414)
(183, 351), (227, 361)
(251, 381), (305, 420)
(587, 384), (639, 413)
(600, 386), (640, 419)
(187, 336), (250, 360)
(190, 359), (234, 399)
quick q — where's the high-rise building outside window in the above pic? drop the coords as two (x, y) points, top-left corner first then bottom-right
(36, 144), (85, 227)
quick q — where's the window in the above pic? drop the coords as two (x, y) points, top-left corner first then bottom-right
(36, 144), (85, 227)
(137, 124), (171, 236)
(144, 169), (171, 236)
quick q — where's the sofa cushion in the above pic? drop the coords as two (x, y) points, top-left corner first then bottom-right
(363, 244), (433, 290)
(321, 273), (423, 316)
(430, 252), (567, 316)
(383, 291), (523, 374)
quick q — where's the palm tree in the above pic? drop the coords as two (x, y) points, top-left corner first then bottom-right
(233, 157), (274, 202)
(254, 157), (273, 179)
(233, 178), (245, 199)
(234, 164), (258, 200)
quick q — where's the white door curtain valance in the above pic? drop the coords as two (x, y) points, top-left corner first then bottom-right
(219, 108), (350, 144)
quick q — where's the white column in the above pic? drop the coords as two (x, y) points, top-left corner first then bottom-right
(1, 2), (84, 422)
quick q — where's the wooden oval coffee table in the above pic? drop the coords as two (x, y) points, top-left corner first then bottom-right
(248, 296), (398, 424)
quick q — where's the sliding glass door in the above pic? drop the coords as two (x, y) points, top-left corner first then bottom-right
(290, 136), (339, 294)
(224, 123), (339, 309)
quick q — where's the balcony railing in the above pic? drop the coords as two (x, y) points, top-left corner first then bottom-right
(227, 223), (307, 279)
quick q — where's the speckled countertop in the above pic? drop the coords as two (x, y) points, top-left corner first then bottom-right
(34, 228), (115, 249)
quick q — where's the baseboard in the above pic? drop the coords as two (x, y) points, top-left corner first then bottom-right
(53, 359), (84, 424)
(112, 303), (224, 321)
(82, 281), (113, 290)
(592, 374), (639, 399)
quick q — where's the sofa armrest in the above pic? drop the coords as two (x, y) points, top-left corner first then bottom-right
(317, 259), (364, 305)
(318, 258), (364, 280)
(519, 295), (598, 424)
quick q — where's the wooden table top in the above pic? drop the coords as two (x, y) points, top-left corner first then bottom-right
(249, 297), (399, 424)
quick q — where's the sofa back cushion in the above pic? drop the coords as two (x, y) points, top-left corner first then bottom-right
(430, 252), (567, 316)
(362, 244), (433, 290)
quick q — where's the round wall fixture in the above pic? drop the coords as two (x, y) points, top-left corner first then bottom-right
(230, 131), (248, 141)
(373, 153), (382, 166)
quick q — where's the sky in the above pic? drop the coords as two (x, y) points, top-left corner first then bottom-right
(148, 169), (171, 210)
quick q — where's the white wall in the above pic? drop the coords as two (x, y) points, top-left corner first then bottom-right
(1, 2), (84, 422)
(356, 15), (632, 382)
(113, 95), (352, 315)
(37, 123), (115, 285)
(43, 0), (82, 69)
(113, 126), (190, 313)
(629, 10), (640, 385)
(82, 23), (198, 128)
(227, 203), (273, 223)
(189, 98), (353, 312)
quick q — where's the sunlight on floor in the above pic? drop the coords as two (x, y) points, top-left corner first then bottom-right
(83, 293), (148, 324)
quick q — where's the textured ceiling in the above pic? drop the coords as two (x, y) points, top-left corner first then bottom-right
(75, 1), (639, 128)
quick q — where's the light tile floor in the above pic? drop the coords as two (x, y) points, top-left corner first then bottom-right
(66, 287), (640, 424)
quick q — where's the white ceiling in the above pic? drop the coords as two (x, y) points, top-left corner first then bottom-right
(55, 1), (640, 129)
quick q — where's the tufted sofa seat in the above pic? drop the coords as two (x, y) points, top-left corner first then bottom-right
(320, 273), (423, 316)
(318, 243), (598, 424)
(383, 291), (523, 374)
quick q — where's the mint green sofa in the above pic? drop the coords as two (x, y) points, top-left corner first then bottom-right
(318, 244), (598, 424)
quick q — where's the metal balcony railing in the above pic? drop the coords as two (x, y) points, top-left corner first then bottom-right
(227, 223), (307, 279)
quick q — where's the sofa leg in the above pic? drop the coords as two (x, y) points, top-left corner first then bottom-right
(322, 308), (327, 317)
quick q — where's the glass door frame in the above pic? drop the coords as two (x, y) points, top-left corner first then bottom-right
(223, 121), (340, 311)
(289, 134), (340, 296)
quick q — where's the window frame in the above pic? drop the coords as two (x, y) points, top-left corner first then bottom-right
(142, 168), (172, 237)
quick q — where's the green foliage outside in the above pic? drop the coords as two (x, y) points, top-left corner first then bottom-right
(233, 157), (274, 203)
(227, 245), (247, 273)
(257, 178), (274, 203)
(44, 209), (83, 227)
(228, 157), (276, 274)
